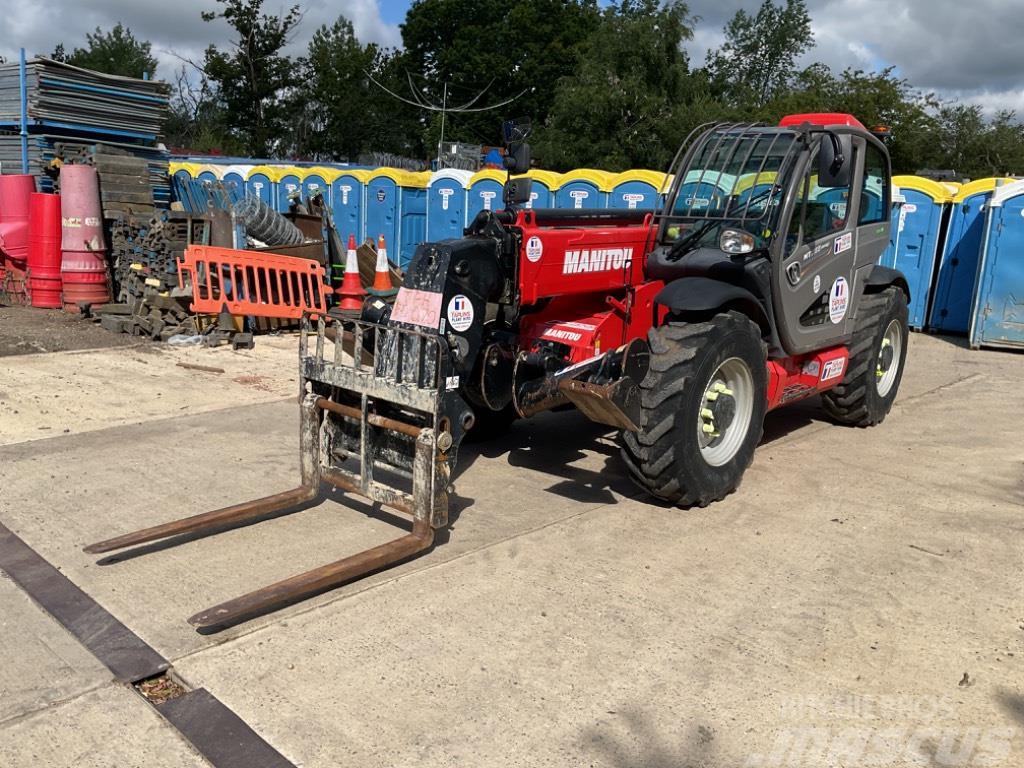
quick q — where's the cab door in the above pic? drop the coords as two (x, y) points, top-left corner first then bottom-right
(771, 134), (890, 354)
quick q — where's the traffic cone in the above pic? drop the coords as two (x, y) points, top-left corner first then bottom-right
(336, 234), (366, 312)
(367, 234), (397, 297)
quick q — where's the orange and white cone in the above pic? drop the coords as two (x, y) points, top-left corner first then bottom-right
(367, 234), (397, 297)
(336, 234), (366, 312)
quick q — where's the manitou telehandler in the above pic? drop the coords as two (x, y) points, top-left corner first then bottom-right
(88, 114), (910, 629)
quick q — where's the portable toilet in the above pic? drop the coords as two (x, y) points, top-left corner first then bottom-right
(967, 179), (1024, 350)
(245, 165), (279, 207)
(365, 169), (429, 268)
(399, 171), (430, 267)
(221, 164), (253, 197)
(275, 166), (303, 211)
(929, 178), (1013, 333)
(427, 169), (473, 241)
(880, 183), (906, 267)
(467, 169), (507, 220)
(878, 176), (952, 329)
(524, 170), (561, 209)
(301, 166), (336, 207)
(555, 169), (614, 209)
(170, 161), (200, 185)
(674, 170), (736, 214)
(733, 171), (777, 215)
(194, 163), (222, 184)
(610, 170), (668, 211)
(331, 169), (371, 243)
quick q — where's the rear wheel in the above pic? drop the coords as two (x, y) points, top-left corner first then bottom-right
(822, 287), (909, 426)
(621, 311), (767, 507)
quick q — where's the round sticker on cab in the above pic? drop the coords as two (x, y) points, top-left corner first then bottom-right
(829, 276), (849, 324)
(447, 294), (474, 332)
(526, 235), (543, 262)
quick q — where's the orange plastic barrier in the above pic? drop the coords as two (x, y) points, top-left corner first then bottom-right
(179, 245), (333, 319)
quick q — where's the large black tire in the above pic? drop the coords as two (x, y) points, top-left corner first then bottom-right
(821, 287), (909, 427)
(621, 311), (768, 507)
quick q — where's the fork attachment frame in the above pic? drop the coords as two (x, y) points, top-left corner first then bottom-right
(85, 316), (456, 630)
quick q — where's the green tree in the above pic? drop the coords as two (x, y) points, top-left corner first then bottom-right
(705, 0), (813, 109)
(200, 0), (303, 157)
(534, 0), (694, 171)
(51, 24), (157, 79)
(400, 0), (601, 147)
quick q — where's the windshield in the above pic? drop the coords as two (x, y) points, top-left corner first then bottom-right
(662, 127), (802, 247)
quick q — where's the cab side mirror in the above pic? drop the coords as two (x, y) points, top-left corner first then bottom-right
(504, 176), (533, 207)
(818, 132), (853, 188)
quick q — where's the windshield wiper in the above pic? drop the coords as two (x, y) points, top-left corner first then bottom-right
(666, 220), (718, 262)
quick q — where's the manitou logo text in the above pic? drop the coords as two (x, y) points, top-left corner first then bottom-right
(563, 248), (634, 274)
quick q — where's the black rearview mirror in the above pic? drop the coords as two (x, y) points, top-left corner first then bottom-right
(818, 132), (853, 188)
(503, 141), (531, 174)
(504, 176), (533, 207)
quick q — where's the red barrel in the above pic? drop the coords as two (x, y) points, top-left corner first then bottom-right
(59, 165), (109, 312)
(27, 193), (63, 308)
(61, 251), (110, 312)
(0, 174), (36, 301)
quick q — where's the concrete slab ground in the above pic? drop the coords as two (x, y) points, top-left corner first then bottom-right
(0, 331), (1021, 766)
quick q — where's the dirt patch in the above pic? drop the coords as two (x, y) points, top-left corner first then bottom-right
(135, 673), (188, 705)
(0, 305), (136, 357)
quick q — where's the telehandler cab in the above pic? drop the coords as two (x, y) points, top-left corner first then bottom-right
(87, 113), (909, 629)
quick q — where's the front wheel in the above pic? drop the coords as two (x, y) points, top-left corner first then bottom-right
(821, 286), (909, 427)
(621, 311), (768, 507)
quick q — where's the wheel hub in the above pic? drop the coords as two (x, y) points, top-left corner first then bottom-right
(877, 338), (894, 377)
(701, 381), (736, 438)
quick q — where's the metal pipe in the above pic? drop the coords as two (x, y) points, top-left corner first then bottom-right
(315, 396), (423, 439)
(19, 49), (28, 174)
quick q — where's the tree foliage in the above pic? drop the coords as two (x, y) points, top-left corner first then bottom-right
(51, 24), (157, 79)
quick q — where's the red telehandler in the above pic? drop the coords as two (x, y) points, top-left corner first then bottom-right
(87, 114), (909, 629)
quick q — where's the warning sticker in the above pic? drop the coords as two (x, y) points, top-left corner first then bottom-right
(526, 236), (543, 263)
(833, 232), (853, 255)
(829, 277), (849, 324)
(447, 294), (474, 332)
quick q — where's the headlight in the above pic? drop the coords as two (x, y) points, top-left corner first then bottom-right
(720, 228), (755, 254)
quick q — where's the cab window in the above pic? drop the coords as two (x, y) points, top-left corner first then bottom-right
(786, 146), (852, 256)
(858, 143), (889, 225)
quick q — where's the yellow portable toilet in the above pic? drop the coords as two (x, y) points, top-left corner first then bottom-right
(555, 169), (615, 209)
(609, 169), (669, 210)
(245, 165), (282, 207)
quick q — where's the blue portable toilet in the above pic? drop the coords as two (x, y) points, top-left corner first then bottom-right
(427, 169), (473, 241)
(301, 167), (335, 207)
(245, 165), (279, 208)
(674, 170), (736, 214)
(221, 164), (253, 198)
(555, 169), (613, 209)
(170, 161), (199, 186)
(467, 169), (507, 220)
(524, 170), (561, 209)
(195, 163), (221, 184)
(275, 166), (302, 212)
(880, 176), (953, 330)
(365, 169), (430, 268)
(930, 178), (1011, 333)
(399, 171), (430, 267)
(331, 169), (370, 243)
(733, 171), (777, 215)
(968, 179), (1024, 349)
(610, 170), (668, 211)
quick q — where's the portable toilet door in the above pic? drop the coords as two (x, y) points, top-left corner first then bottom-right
(276, 167), (302, 212)
(331, 169), (370, 243)
(301, 167), (336, 208)
(245, 165), (279, 207)
(929, 178), (1012, 333)
(195, 163), (222, 184)
(524, 170), (561, 209)
(885, 176), (953, 329)
(170, 161), (199, 186)
(609, 170), (668, 211)
(365, 169), (405, 266)
(555, 169), (614, 209)
(221, 164), (253, 200)
(968, 179), (1024, 350)
(674, 170), (736, 215)
(427, 169), (472, 241)
(398, 171), (430, 267)
(467, 169), (507, 220)
(878, 184), (905, 269)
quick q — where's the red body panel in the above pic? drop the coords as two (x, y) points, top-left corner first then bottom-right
(505, 209), (847, 409)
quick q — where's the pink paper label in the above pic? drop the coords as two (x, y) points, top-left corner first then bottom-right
(389, 288), (443, 329)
